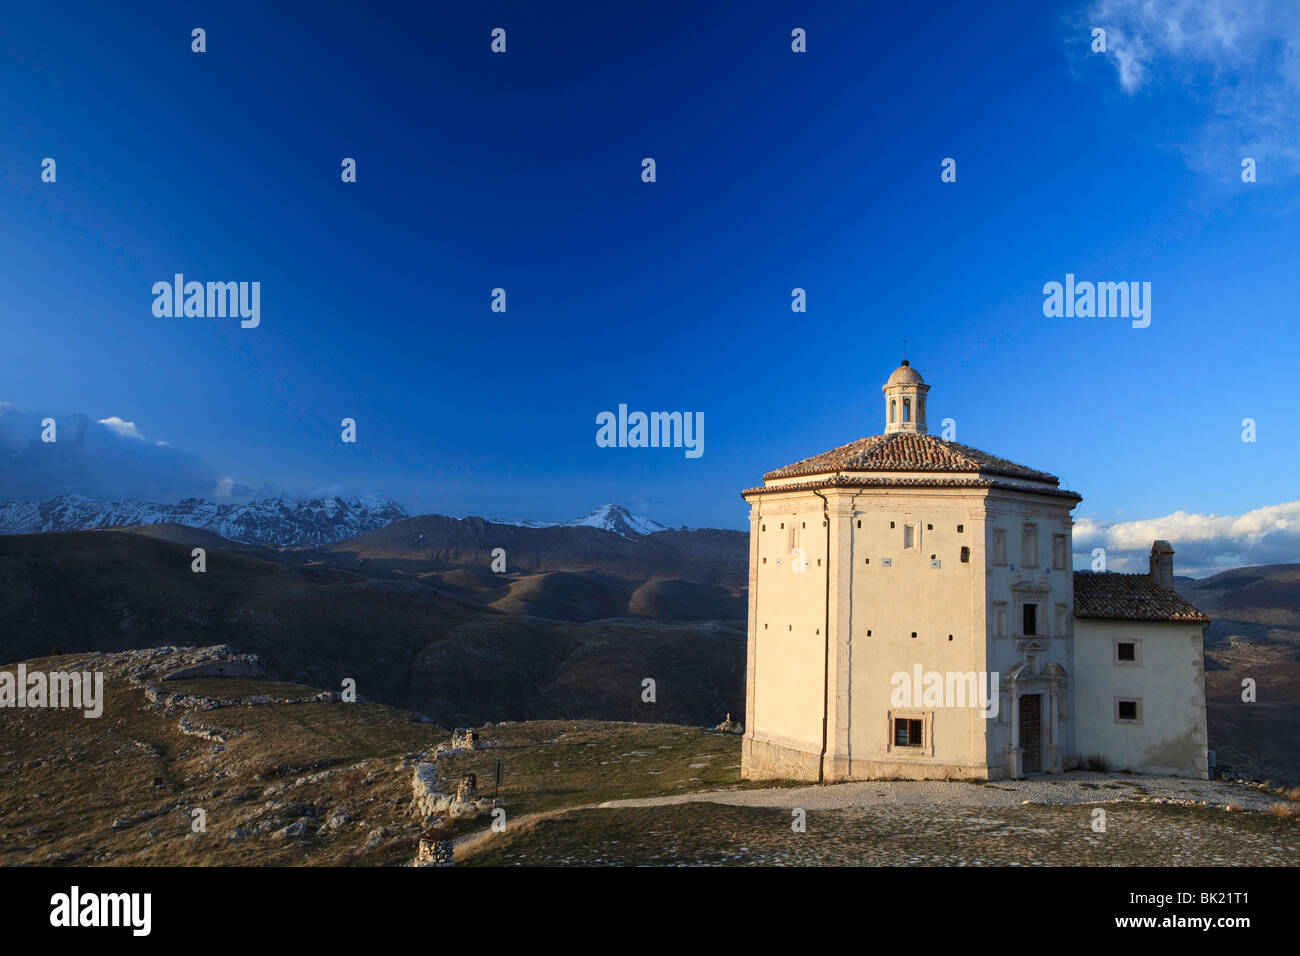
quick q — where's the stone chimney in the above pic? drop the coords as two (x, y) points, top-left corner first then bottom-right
(1149, 540), (1175, 590)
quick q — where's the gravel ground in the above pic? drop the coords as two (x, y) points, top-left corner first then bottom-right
(456, 772), (1296, 864)
(597, 771), (1279, 812)
(467, 800), (1300, 866)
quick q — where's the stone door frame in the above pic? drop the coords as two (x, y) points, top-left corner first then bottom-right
(1003, 660), (1065, 778)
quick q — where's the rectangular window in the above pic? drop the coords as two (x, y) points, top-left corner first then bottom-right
(903, 524), (915, 549)
(960, 546), (970, 563)
(1116, 699), (1141, 722)
(1052, 534), (1067, 570)
(993, 529), (1007, 566)
(1022, 523), (1038, 567)
(1022, 603), (1037, 636)
(1115, 639), (1141, 664)
(894, 718), (924, 747)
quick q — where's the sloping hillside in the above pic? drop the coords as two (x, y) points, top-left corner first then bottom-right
(0, 530), (744, 727)
(329, 515), (747, 586)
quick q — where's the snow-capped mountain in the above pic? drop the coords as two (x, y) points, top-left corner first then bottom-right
(0, 494), (407, 548)
(492, 503), (672, 538)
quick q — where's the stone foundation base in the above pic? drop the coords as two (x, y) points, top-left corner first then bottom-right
(741, 735), (822, 782)
(743, 735), (1005, 782)
(824, 754), (1001, 781)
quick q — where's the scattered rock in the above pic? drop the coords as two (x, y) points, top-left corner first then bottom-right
(715, 713), (744, 734)
(276, 819), (311, 840)
(322, 809), (352, 831)
(451, 728), (480, 751)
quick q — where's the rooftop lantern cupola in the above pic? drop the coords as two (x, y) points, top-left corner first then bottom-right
(882, 360), (929, 435)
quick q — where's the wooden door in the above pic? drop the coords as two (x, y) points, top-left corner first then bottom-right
(1020, 694), (1042, 773)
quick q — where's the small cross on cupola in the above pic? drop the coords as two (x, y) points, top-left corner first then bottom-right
(882, 359), (930, 435)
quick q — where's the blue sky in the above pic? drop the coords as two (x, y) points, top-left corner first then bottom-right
(1, 0), (1297, 573)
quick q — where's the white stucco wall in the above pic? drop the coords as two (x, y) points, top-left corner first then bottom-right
(841, 487), (989, 778)
(744, 495), (829, 776)
(982, 493), (1076, 776)
(1073, 618), (1208, 778)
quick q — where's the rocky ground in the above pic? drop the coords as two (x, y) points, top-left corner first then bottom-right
(0, 646), (748, 865)
(3, 644), (1295, 867)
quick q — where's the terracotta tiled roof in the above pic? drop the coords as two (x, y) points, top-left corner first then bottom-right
(1073, 571), (1210, 623)
(741, 475), (1082, 501)
(763, 433), (1063, 484)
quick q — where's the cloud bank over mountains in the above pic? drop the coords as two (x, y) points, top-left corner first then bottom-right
(0, 403), (221, 503)
(1074, 500), (1300, 576)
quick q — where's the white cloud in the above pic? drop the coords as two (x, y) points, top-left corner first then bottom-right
(96, 416), (146, 440)
(1074, 500), (1300, 576)
(1080, 0), (1300, 175)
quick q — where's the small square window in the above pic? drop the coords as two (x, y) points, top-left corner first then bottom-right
(1117, 699), (1140, 722)
(927, 523), (933, 530)
(957, 524), (964, 533)
(894, 718), (924, 747)
(1117, 642), (1136, 662)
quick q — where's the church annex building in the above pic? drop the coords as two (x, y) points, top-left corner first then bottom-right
(739, 361), (1211, 782)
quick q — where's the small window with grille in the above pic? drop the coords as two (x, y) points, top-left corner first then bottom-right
(894, 718), (924, 747)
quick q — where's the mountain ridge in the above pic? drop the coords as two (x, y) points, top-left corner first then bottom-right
(0, 493), (407, 548)
(489, 503), (672, 538)
(0, 496), (686, 548)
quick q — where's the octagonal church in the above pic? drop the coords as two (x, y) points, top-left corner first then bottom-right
(739, 360), (1210, 781)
